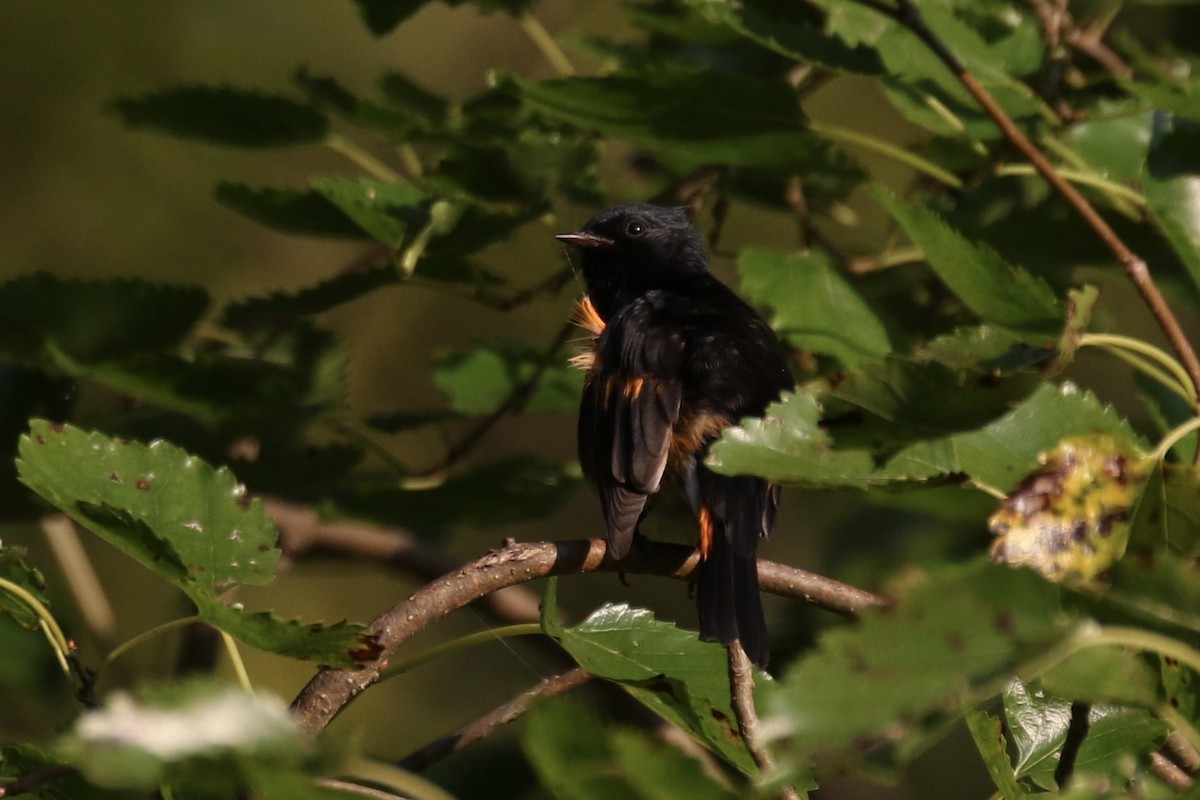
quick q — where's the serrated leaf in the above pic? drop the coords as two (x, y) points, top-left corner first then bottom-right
(509, 69), (837, 169)
(0, 274), (208, 365)
(546, 602), (759, 777)
(189, 595), (378, 667)
(221, 264), (400, 329)
(113, 86), (329, 147)
(1020, 706), (1168, 790)
(964, 710), (1027, 800)
(524, 700), (742, 800)
(1143, 112), (1200, 293)
(294, 69), (415, 133)
(737, 248), (891, 366)
(768, 561), (1078, 779)
(331, 458), (580, 535)
(882, 383), (1140, 491)
(0, 547), (50, 630)
(708, 391), (877, 488)
(433, 338), (582, 415)
(309, 177), (429, 247)
(16, 422), (373, 667)
(872, 186), (1062, 332)
(1004, 680), (1071, 777)
(17, 420), (278, 593)
(683, 0), (884, 74)
(215, 184), (367, 238)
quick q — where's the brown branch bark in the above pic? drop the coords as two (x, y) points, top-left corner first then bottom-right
(1151, 751), (1194, 791)
(728, 642), (801, 800)
(290, 538), (886, 732)
(397, 667), (592, 772)
(860, 0), (1200, 425)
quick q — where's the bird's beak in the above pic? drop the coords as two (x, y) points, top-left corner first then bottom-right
(555, 231), (614, 248)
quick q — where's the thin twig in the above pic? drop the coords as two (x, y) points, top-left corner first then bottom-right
(728, 642), (801, 800)
(417, 321), (576, 478)
(398, 667), (592, 772)
(290, 538), (886, 731)
(860, 0), (1200, 434)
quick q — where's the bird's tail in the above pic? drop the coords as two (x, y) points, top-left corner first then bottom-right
(697, 522), (768, 667)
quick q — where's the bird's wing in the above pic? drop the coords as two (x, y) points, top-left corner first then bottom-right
(578, 293), (684, 557)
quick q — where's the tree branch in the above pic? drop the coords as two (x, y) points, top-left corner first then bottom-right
(860, 0), (1200, 412)
(728, 642), (801, 800)
(397, 667), (592, 772)
(290, 538), (885, 732)
(0, 767), (74, 798)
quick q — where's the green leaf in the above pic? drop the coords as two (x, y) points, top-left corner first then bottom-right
(17, 420), (278, 593)
(294, 69), (415, 133)
(524, 700), (742, 800)
(1143, 113), (1200, 293)
(882, 383), (1140, 492)
(433, 339), (582, 415)
(113, 86), (329, 148)
(215, 184), (367, 238)
(871, 186), (1062, 332)
(331, 458), (580, 535)
(58, 683), (309, 791)
(1020, 706), (1168, 790)
(221, 264), (400, 329)
(377, 72), (447, 124)
(189, 594), (378, 667)
(1125, 81), (1200, 122)
(16, 422), (373, 667)
(1004, 680), (1070, 778)
(1041, 647), (1161, 707)
(737, 248), (891, 366)
(544, 602), (765, 779)
(309, 177), (429, 248)
(0, 547), (50, 630)
(964, 710), (1027, 800)
(0, 274), (209, 364)
(509, 69), (838, 169)
(707, 391), (877, 488)
(1, 745), (104, 800)
(1062, 109), (1154, 184)
(768, 561), (1077, 779)
(683, 0), (884, 74)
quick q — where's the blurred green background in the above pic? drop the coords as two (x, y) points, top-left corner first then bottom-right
(3, 2), (1193, 797)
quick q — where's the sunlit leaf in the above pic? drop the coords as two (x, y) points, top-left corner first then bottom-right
(737, 248), (891, 366)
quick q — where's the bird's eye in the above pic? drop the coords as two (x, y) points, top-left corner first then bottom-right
(626, 221), (645, 237)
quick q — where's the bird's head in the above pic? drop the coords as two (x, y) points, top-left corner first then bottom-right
(557, 202), (708, 318)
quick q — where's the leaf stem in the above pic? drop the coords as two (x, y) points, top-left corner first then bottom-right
(325, 133), (404, 182)
(994, 164), (1145, 208)
(1080, 333), (1197, 405)
(219, 630), (253, 691)
(808, 120), (964, 188)
(100, 615), (203, 677)
(378, 623), (544, 683)
(0, 577), (71, 673)
(519, 14), (576, 77)
(1148, 416), (1200, 463)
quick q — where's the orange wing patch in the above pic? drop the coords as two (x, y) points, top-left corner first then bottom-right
(698, 505), (715, 560)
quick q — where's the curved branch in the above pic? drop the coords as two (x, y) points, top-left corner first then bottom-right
(290, 538), (886, 732)
(397, 667), (592, 772)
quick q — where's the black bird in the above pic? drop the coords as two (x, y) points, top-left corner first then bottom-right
(557, 202), (794, 666)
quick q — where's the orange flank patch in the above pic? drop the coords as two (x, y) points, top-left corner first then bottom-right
(623, 376), (645, 400)
(568, 295), (605, 373)
(698, 506), (714, 560)
(570, 295), (605, 336)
